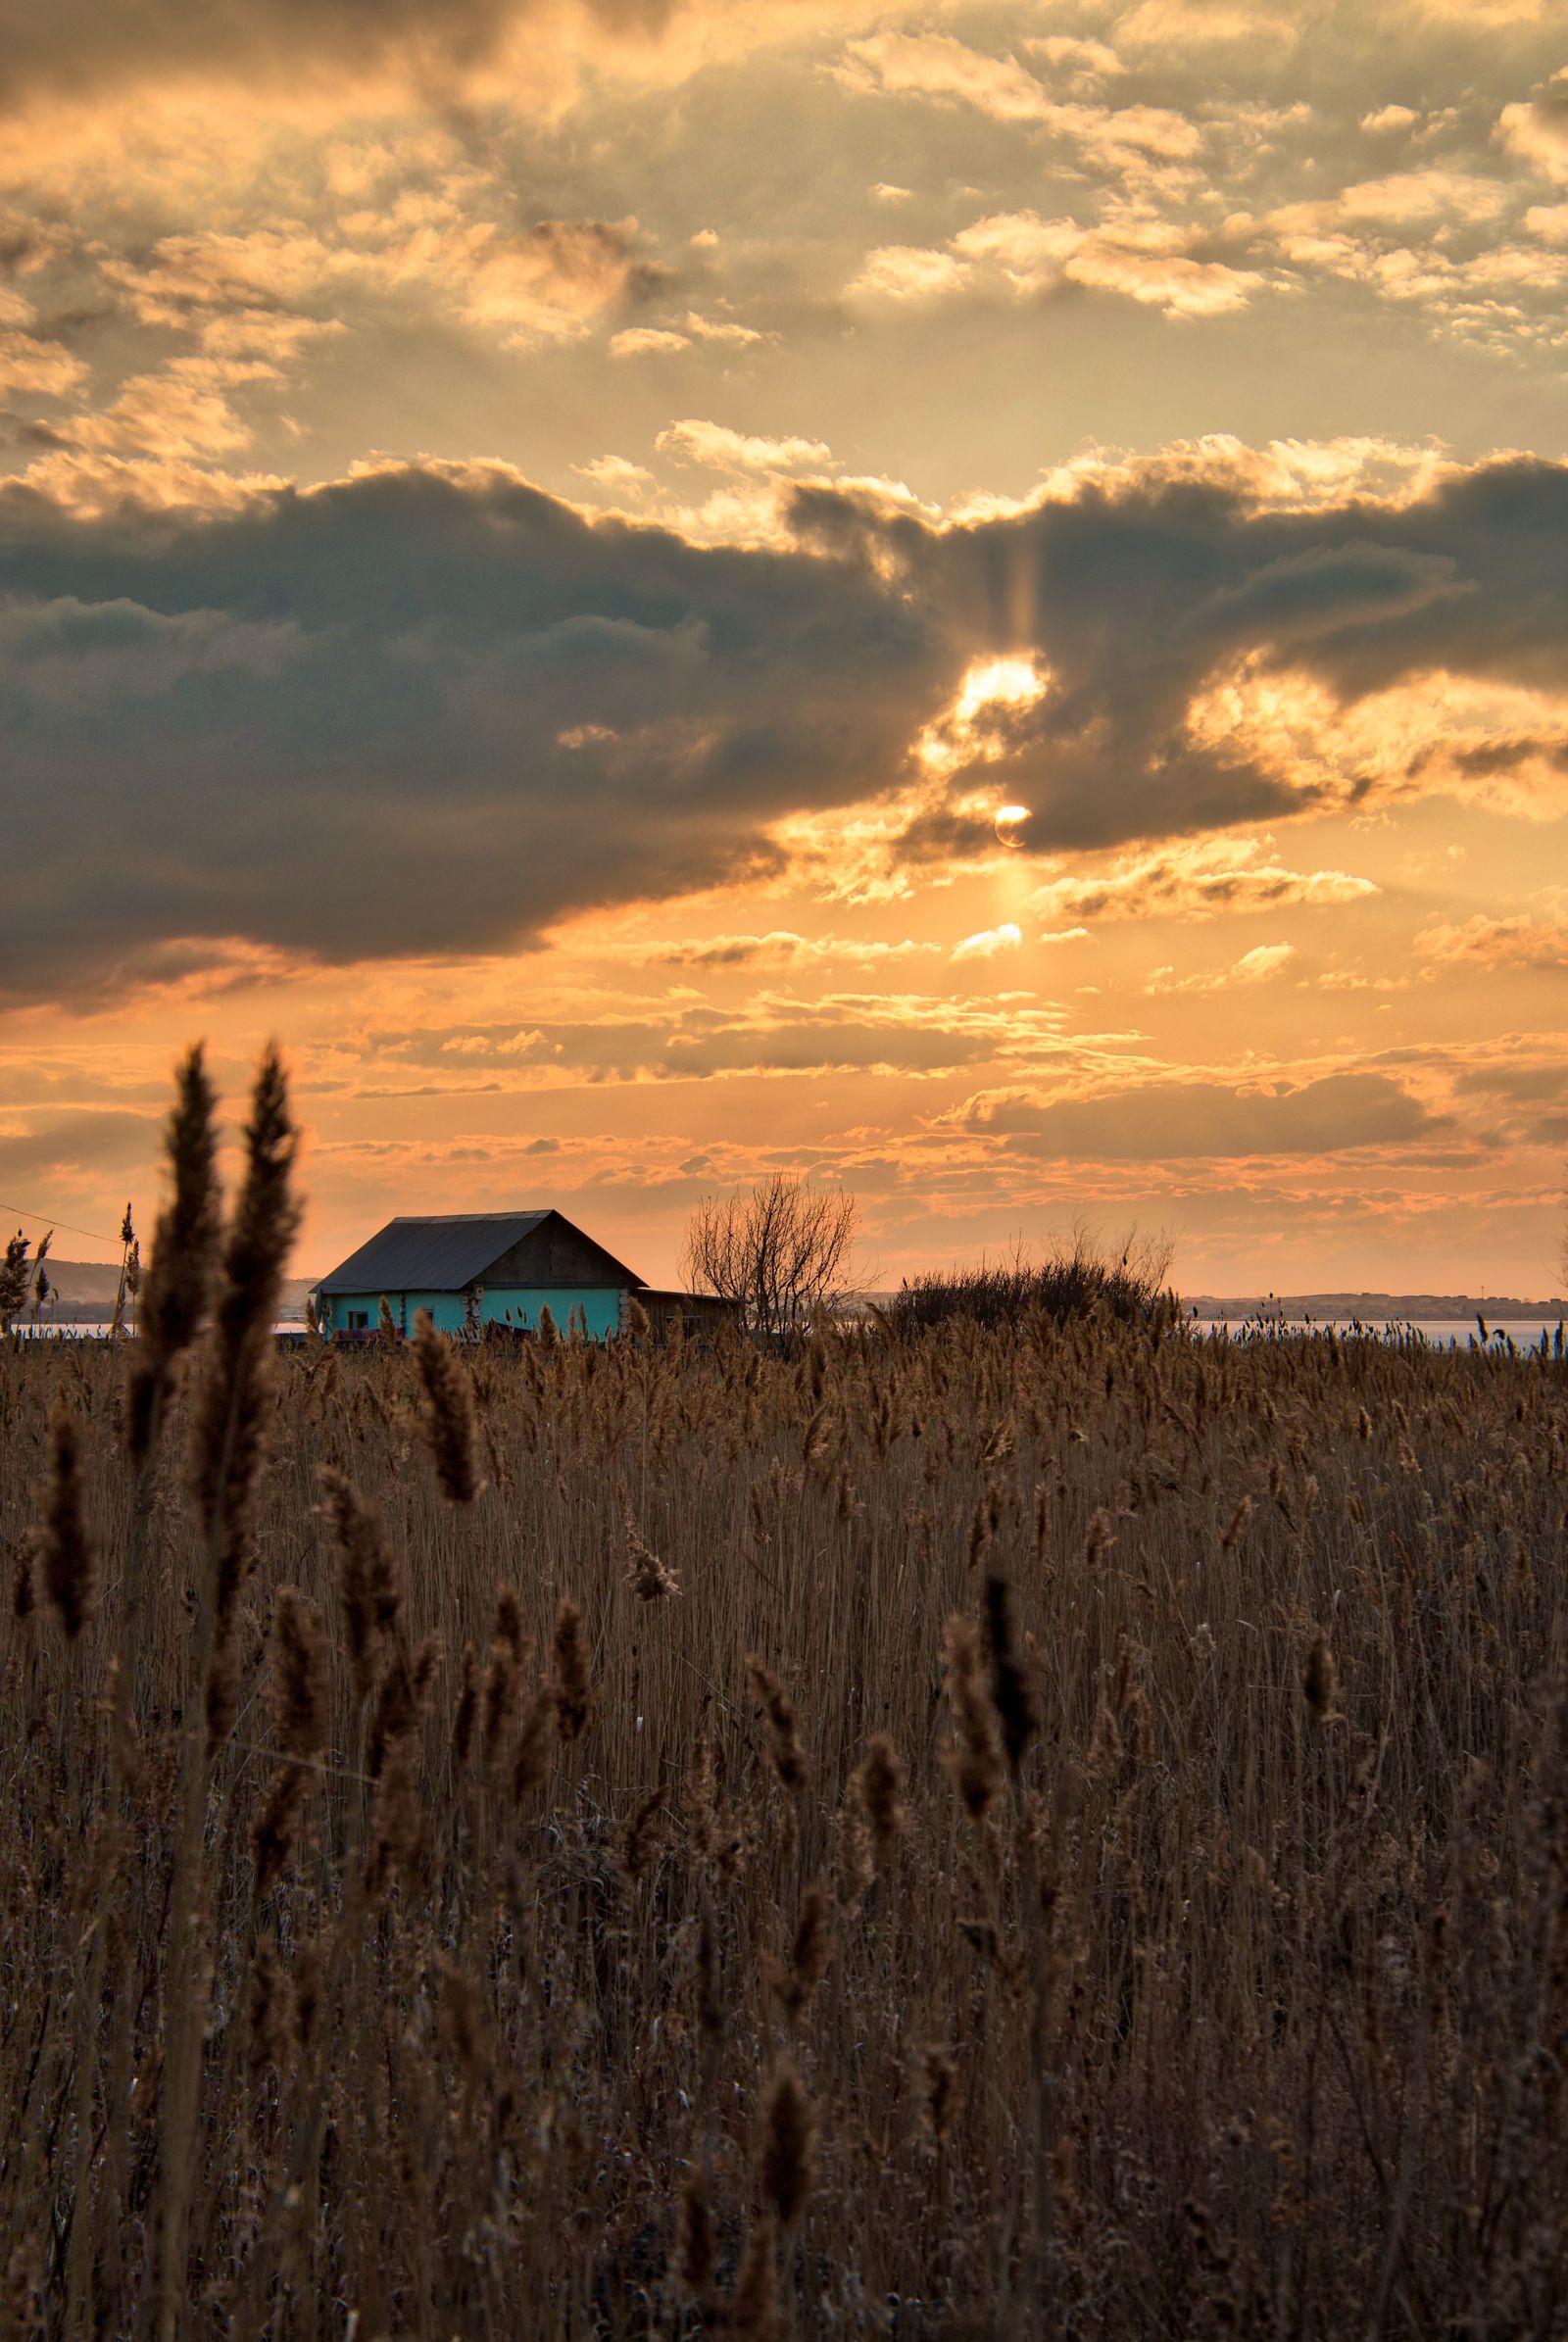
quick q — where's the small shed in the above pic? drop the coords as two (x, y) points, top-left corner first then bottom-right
(313, 1210), (647, 1341)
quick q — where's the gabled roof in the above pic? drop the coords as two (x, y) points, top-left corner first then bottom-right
(318, 1210), (646, 1296)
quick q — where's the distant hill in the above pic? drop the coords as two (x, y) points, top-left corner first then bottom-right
(17, 1257), (317, 1324)
(1186, 1292), (1567, 1323)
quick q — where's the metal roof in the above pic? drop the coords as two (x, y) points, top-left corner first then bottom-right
(317, 1211), (567, 1296)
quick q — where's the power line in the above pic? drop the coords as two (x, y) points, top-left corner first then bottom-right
(0, 1203), (127, 1249)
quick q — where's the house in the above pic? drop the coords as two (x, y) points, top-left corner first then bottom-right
(314, 1209), (649, 1341)
(313, 1209), (742, 1342)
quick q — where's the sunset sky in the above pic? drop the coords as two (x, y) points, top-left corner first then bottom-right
(4, 0), (1568, 1295)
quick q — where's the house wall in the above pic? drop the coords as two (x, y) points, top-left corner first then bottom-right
(484, 1217), (637, 1290)
(318, 1287), (624, 1339)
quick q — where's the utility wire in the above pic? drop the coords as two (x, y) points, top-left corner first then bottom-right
(0, 1203), (128, 1249)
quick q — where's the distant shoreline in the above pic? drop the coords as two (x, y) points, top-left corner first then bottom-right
(1183, 1293), (1566, 1323)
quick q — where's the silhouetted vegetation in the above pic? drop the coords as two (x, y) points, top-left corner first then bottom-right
(885, 1229), (1176, 1337)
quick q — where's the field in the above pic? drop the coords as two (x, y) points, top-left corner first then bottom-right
(4, 1169), (1568, 2333)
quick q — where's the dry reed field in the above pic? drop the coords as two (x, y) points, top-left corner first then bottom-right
(4, 1050), (1568, 2338)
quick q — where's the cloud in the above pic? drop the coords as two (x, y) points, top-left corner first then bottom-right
(1031, 839), (1378, 926)
(573, 453), (656, 497)
(1144, 941), (1295, 993)
(953, 1071), (1442, 1159)
(1114, 2), (1281, 46)
(1329, 169), (1507, 225)
(652, 930), (941, 968)
(833, 32), (1057, 125)
(1416, 909), (1568, 969)
(682, 312), (765, 346)
(656, 416), (834, 469)
(6, 441), (1568, 1002)
(0, 1106), (158, 1183)
(834, 30), (1202, 177)
(880, 208), (1269, 320)
(1361, 105), (1419, 133)
(847, 245), (972, 302)
(0, 0), (880, 129)
(102, 210), (658, 354)
(1497, 71), (1568, 184)
(610, 326), (691, 356)
(952, 923), (1021, 961)
(0, 455), (949, 1000)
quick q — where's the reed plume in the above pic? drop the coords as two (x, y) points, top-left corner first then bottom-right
(851, 1732), (907, 1865)
(943, 1615), (1004, 1823)
(413, 1309), (482, 1502)
(37, 1399), (98, 1641)
(982, 1572), (1038, 1775)
(317, 1465), (401, 1708)
(747, 1655), (809, 1793)
(551, 1597), (593, 1743)
(760, 2057), (817, 2229)
(127, 1047), (220, 1465)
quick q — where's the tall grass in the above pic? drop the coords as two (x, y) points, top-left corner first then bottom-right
(3, 1063), (1568, 2335)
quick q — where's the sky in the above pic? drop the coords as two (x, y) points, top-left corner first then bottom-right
(3, 0), (1568, 1297)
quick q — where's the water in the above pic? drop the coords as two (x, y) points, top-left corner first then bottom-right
(12, 1320), (307, 1341)
(1192, 1315), (1565, 1353)
(14, 1316), (1566, 1355)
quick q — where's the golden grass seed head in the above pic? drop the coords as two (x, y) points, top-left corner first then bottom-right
(317, 1465), (401, 1709)
(727, 2213), (780, 2342)
(622, 1507), (681, 1601)
(512, 1684), (557, 1803)
(942, 1615), (1004, 1823)
(251, 1760), (309, 1898)
(38, 1400), (98, 1642)
(1303, 1631), (1343, 1727)
(983, 1573), (1038, 1774)
(673, 2172), (715, 2297)
(852, 1732), (907, 1863)
(746, 1655), (809, 1794)
(921, 2045), (957, 2142)
(412, 1309), (483, 1502)
(266, 1586), (328, 1761)
(619, 1782), (668, 1881)
(760, 2058), (816, 2230)
(551, 1597), (593, 1743)
(127, 1043), (220, 1464)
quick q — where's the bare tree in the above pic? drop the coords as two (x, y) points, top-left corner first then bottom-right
(681, 1173), (858, 1339)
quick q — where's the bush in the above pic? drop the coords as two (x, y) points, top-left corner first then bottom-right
(885, 1228), (1175, 1337)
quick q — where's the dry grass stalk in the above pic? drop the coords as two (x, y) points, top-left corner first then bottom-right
(6, 1085), (1568, 2338)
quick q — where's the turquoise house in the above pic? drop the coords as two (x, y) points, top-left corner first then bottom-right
(313, 1209), (647, 1341)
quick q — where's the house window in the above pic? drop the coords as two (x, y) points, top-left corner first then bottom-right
(346, 1309), (369, 1332)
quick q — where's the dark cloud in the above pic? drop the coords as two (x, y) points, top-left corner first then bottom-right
(959, 1073), (1445, 1160)
(0, 0), (700, 116)
(6, 449), (1568, 1002)
(0, 461), (950, 1000)
(793, 451), (1568, 854)
(0, 1107), (157, 1182)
